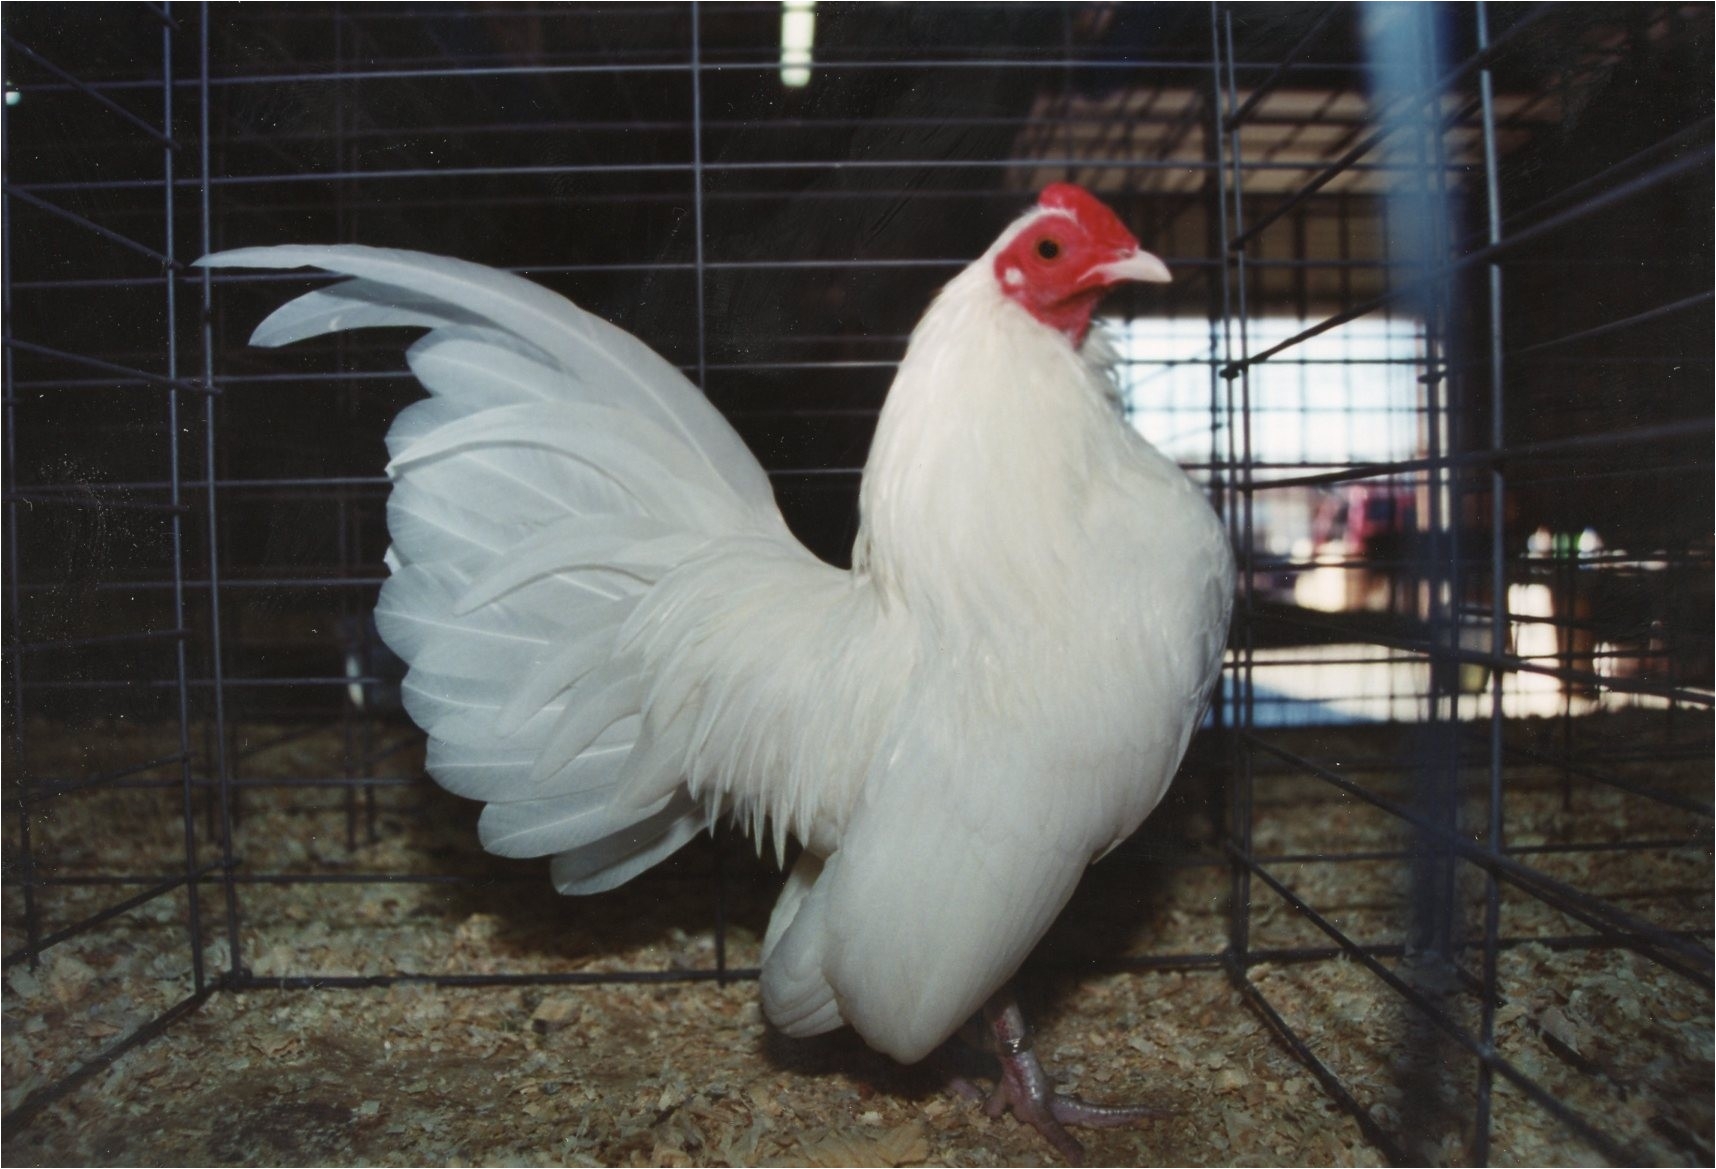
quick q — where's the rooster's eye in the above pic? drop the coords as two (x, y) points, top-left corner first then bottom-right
(1036, 238), (1061, 261)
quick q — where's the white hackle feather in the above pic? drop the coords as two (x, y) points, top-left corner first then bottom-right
(200, 208), (1232, 1065)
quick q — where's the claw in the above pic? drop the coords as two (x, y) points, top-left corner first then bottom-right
(976, 989), (1170, 1164)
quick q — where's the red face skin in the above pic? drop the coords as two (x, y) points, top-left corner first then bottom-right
(992, 183), (1154, 345)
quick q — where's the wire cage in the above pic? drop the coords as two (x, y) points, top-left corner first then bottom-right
(3, 3), (1710, 1164)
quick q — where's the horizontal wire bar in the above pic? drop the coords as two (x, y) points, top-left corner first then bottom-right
(1, 185), (176, 267)
(227, 967), (762, 991)
(221, 871), (542, 886)
(1264, 836), (1710, 864)
(8, 626), (188, 656)
(3, 492), (192, 514)
(6, 167), (1485, 204)
(222, 775), (417, 789)
(185, 104), (1547, 151)
(5, 464), (873, 499)
(135, 55), (1369, 91)
(11, 42), (1377, 96)
(18, 675), (385, 692)
(10, 155), (1484, 198)
(0, 774), (423, 799)
(10, 576), (386, 592)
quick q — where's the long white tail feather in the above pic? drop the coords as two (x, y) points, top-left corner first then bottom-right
(248, 281), (486, 348)
(204, 244), (775, 510)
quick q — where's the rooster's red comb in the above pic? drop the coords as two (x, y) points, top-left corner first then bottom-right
(1036, 184), (1136, 252)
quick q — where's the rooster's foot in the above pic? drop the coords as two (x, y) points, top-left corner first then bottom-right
(974, 990), (1169, 1164)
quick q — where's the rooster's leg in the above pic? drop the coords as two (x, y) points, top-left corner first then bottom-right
(976, 989), (1167, 1163)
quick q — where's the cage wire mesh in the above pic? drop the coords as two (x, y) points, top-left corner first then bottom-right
(2, 3), (1711, 1164)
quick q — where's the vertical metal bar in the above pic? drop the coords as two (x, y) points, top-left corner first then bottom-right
(333, 4), (359, 856)
(162, 0), (208, 996)
(1418, 1), (1461, 962)
(1379, 9), (1462, 1160)
(1219, 1), (1257, 965)
(197, 1), (242, 980)
(1203, 29), (1229, 751)
(689, 0), (728, 987)
(1, 32), (44, 969)
(331, 1), (367, 858)
(336, 8), (382, 850)
(1473, 4), (1508, 1160)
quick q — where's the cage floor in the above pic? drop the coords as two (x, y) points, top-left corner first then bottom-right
(4, 714), (1712, 1166)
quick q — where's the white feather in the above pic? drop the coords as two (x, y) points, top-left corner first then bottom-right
(405, 327), (562, 407)
(450, 521), (684, 614)
(201, 245), (775, 511)
(247, 279), (485, 347)
(549, 797), (706, 894)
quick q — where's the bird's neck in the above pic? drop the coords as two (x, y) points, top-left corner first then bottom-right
(852, 265), (1126, 625)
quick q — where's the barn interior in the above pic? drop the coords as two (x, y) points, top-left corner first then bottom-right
(3, 4), (1712, 1165)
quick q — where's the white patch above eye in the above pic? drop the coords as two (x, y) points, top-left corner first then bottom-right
(1002, 266), (1024, 287)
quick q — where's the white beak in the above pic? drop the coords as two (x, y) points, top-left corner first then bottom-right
(1093, 248), (1172, 285)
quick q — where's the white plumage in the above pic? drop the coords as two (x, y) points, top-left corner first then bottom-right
(201, 188), (1233, 1083)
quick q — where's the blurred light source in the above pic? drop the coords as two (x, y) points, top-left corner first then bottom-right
(780, 0), (815, 88)
(4, 90), (20, 107)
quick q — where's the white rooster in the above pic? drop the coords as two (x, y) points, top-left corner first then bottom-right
(202, 183), (1234, 1159)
